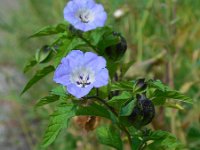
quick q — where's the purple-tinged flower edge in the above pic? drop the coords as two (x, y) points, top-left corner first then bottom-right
(64, 0), (107, 32)
(53, 50), (109, 99)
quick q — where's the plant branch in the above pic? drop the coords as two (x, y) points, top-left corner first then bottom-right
(86, 96), (132, 149)
(77, 34), (98, 52)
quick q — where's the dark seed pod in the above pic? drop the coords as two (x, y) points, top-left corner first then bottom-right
(128, 107), (141, 124)
(135, 78), (147, 91)
(128, 94), (155, 128)
(139, 98), (155, 126)
(105, 32), (127, 61)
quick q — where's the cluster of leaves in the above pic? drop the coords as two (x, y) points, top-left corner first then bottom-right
(22, 23), (192, 150)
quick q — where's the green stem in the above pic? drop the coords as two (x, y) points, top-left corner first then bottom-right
(77, 34), (98, 52)
(87, 96), (132, 149)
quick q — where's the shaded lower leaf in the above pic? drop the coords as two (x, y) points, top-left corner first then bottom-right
(42, 104), (76, 147)
(96, 125), (123, 150)
(21, 65), (55, 94)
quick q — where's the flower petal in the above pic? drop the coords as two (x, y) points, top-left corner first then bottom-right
(63, 0), (107, 32)
(85, 54), (106, 72)
(67, 84), (93, 98)
(93, 68), (109, 88)
(53, 64), (71, 86)
(66, 50), (84, 68)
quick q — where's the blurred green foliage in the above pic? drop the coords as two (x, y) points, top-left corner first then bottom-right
(0, 0), (199, 149)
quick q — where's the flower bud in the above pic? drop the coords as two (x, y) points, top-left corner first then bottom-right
(105, 32), (127, 61)
(135, 78), (147, 91)
(35, 45), (52, 63)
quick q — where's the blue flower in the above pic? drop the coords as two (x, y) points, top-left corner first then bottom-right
(64, 0), (107, 32)
(53, 50), (109, 98)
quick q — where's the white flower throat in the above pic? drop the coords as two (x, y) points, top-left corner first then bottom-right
(76, 9), (94, 23)
(70, 67), (95, 88)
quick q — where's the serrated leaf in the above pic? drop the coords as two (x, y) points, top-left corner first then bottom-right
(42, 104), (76, 147)
(111, 81), (133, 91)
(29, 23), (67, 38)
(21, 65), (55, 94)
(153, 89), (193, 104)
(35, 95), (60, 108)
(108, 91), (132, 109)
(120, 99), (136, 116)
(96, 126), (123, 150)
(148, 79), (170, 91)
(23, 59), (37, 73)
(147, 130), (183, 150)
(76, 103), (111, 119)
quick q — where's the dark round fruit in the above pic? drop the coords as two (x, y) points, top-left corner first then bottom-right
(105, 32), (127, 61)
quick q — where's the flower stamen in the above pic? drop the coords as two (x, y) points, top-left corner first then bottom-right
(70, 67), (95, 88)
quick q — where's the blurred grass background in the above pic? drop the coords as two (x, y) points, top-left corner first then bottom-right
(0, 0), (199, 149)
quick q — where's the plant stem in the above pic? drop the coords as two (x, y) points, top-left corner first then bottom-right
(87, 96), (132, 149)
(77, 34), (98, 52)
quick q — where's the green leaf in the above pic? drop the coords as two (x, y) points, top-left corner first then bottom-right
(54, 38), (85, 67)
(127, 126), (143, 149)
(21, 65), (55, 94)
(108, 91), (132, 109)
(51, 86), (67, 97)
(151, 96), (166, 105)
(96, 126), (123, 150)
(147, 130), (183, 150)
(148, 79), (170, 91)
(84, 26), (113, 46)
(23, 59), (37, 73)
(120, 99), (136, 116)
(153, 89), (193, 104)
(96, 28), (120, 52)
(35, 46), (53, 63)
(111, 81), (133, 91)
(76, 103), (111, 119)
(35, 95), (60, 108)
(29, 23), (67, 38)
(148, 80), (193, 104)
(42, 103), (76, 147)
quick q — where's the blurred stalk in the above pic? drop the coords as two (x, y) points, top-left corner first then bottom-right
(136, 0), (154, 62)
(14, 103), (35, 150)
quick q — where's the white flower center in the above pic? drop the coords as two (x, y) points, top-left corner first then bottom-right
(76, 9), (94, 23)
(70, 67), (95, 88)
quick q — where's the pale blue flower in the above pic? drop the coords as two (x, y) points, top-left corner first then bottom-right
(54, 50), (109, 98)
(64, 0), (107, 32)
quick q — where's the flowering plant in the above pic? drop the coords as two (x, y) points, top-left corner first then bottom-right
(22, 0), (192, 149)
